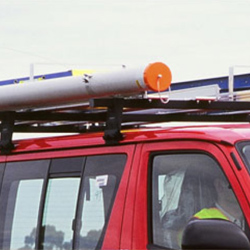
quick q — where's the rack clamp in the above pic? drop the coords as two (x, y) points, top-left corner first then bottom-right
(103, 98), (124, 145)
(0, 111), (16, 154)
(91, 98), (124, 145)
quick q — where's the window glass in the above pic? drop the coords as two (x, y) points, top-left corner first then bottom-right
(10, 179), (43, 250)
(81, 177), (105, 236)
(151, 153), (245, 249)
(0, 154), (127, 250)
(75, 154), (126, 250)
(0, 160), (49, 250)
(39, 156), (84, 250)
(41, 178), (80, 250)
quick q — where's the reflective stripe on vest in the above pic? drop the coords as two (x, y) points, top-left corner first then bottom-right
(194, 207), (229, 220)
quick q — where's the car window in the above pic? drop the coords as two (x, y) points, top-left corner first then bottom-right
(151, 153), (246, 249)
(0, 154), (127, 250)
(0, 160), (49, 250)
(41, 178), (80, 250)
(74, 154), (126, 250)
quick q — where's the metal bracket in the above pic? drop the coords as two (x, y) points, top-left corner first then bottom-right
(0, 111), (16, 154)
(103, 98), (124, 145)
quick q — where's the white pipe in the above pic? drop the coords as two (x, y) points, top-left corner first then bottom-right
(0, 62), (171, 111)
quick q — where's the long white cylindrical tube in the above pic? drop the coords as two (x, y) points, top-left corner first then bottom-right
(0, 62), (171, 111)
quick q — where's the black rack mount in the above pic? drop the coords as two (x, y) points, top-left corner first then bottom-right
(1, 97), (250, 154)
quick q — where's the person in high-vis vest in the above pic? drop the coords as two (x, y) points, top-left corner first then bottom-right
(193, 176), (244, 229)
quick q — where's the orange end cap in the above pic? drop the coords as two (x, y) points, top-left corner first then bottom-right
(143, 62), (172, 92)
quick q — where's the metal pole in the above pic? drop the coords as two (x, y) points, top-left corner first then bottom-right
(228, 66), (234, 101)
(29, 63), (34, 82)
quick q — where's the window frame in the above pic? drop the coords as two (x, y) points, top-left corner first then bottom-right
(0, 163), (5, 195)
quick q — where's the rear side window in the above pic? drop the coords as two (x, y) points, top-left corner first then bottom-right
(39, 157), (84, 250)
(41, 177), (80, 250)
(0, 160), (49, 250)
(74, 155), (125, 250)
(151, 153), (246, 249)
(0, 154), (126, 250)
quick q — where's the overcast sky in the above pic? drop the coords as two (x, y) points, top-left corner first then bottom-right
(1, 0), (250, 83)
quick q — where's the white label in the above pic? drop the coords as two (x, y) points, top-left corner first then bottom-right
(96, 175), (108, 187)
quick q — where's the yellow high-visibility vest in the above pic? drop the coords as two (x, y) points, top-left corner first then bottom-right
(194, 207), (229, 220)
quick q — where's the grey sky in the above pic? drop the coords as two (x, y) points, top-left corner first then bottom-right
(1, 0), (250, 82)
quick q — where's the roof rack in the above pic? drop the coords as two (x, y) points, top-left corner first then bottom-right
(1, 62), (250, 154)
(0, 96), (250, 153)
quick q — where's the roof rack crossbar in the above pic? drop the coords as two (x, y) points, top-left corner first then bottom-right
(0, 110), (107, 122)
(92, 98), (250, 111)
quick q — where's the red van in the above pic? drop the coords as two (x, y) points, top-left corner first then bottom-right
(0, 63), (250, 249)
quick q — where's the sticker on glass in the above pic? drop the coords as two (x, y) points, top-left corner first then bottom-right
(96, 175), (108, 187)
